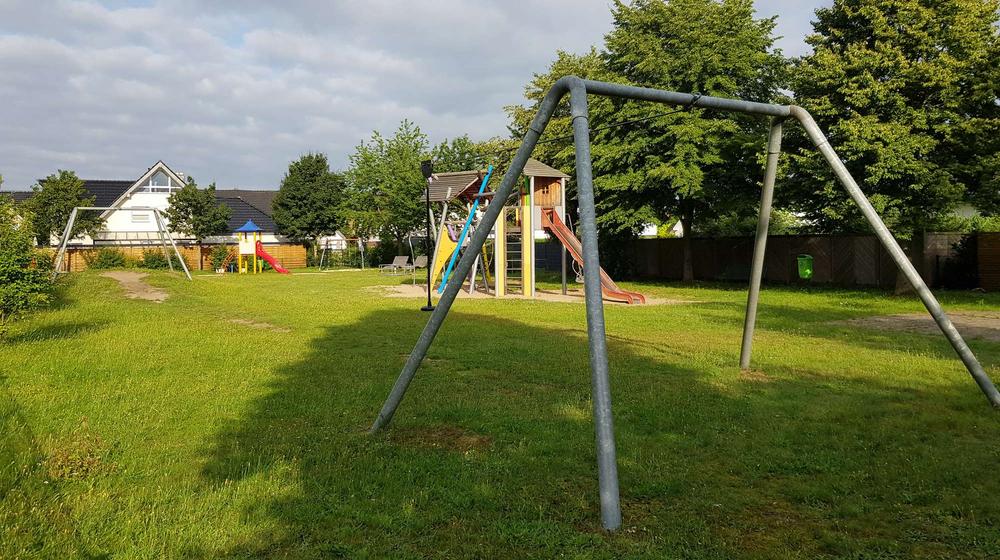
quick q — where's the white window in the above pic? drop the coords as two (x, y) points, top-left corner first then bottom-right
(138, 169), (180, 193)
(132, 212), (151, 224)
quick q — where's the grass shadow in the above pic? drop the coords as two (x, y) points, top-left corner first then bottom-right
(2, 321), (107, 345)
(198, 306), (1000, 558)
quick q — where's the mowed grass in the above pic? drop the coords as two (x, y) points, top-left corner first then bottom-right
(2, 268), (1000, 559)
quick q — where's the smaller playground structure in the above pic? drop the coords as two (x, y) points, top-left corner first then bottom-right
(235, 220), (290, 274)
(426, 159), (644, 303)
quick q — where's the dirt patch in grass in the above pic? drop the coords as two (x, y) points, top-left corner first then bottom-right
(229, 318), (291, 333)
(44, 418), (113, 480)
(101, 271), (168, 302)
(739, 369), (774, 383)
(391, 425), (492, 453)
(837, 311), (1000, 342)
(376, 283), (690, 306)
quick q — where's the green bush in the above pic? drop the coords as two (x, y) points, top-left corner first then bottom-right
(140, 249), (184, 270)
(0, 198), (54, 336)
(85, 248), (127, 269)
(210, 245), (233, 270)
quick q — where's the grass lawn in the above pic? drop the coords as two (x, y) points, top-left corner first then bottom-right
(3, 268), (1000, 558)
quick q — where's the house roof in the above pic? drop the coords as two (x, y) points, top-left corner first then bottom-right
(6, 179), (134, 207)
(423, 170), (484, 203)
(523, 158), (570, 179)
(1, 190), (35, 203)
(218, 196), (277, 232)
(214, 189), (277, 214)
(102, 161), (186, 217)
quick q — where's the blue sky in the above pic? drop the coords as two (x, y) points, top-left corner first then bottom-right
(0, 0), (827, 190)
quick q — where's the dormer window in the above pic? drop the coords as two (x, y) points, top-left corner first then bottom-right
(138, 169), (179, 193)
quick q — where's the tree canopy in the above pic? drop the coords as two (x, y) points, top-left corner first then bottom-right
(272, 153), (346, 256)
(786, 0), (1000, 234)
(164, 178), (231, 269)
(345, 120), (428, 248)
(26, 170), (104, 246)
(507, 0), (787, 279)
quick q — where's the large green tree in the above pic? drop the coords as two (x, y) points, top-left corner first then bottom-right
(164, 178), (231, 270)
(598, 0), (786, 280)
(26, 170), (104, 246)
(345, 120), (428, 250)
(430, 135), (519, 174)
(272, 153), (346, 260)
(506, 48), (607, 206)
(787, 0), (1000, 234)
(506, 2), (786, 280)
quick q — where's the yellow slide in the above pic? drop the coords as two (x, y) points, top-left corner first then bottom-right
(430, 222), (458, 287)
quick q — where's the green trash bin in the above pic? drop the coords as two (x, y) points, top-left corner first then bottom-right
(797, 254), (814, 280)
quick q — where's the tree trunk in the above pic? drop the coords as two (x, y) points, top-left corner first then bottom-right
(198, 241), (203, 271)
(680, 213), (694, 282)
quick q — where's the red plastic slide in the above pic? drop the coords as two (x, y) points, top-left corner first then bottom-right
(255, 240), (290, 274)
(541, 209), (644, 304)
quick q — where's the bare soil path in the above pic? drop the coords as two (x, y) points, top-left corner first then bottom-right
(101, 271), (168, 303)
(839, 311), (1000, 342)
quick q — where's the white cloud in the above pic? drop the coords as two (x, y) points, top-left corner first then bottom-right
(0, 0), (827, 190)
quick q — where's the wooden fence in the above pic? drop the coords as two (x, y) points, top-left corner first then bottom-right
(537, 232), (982, 289)
(58, 243), (307, 273)
(980, 233), (1000, 291)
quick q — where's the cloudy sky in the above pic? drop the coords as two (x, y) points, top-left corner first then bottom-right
(0, 0), (826, 191)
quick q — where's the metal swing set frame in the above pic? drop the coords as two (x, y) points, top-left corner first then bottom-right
(369, 77), (1000, 531)
(52, 206), (192, 281)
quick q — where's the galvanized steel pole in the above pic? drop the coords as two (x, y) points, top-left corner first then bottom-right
(569, 80), (623, 531)
(740, 119), (783, 370)
(370, 77), (574, 432)
(369, 77), (1000, 538)
(791, 106), (1000, 408)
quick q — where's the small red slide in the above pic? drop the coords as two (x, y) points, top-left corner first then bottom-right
(542, 209), (644, 304)
(255, 240), (290, 274)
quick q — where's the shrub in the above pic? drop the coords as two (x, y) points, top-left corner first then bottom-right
(140, 250), (168, 269)
(85, 248), (126, 269)
(140, 249), (185, 270)
(0, 198), (54, 336)
(210, 245), (233, 270)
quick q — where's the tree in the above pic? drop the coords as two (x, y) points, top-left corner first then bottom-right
(272, 153), (346, 261)
(505, 3), (786, 280)
(345, 120), (428, 250)
(430, 135), (519, 173)
(0, 195), (53, 336)
(506, 48), (607, 180)
(594, 0), (787, 280)
(164, 177), (232, 270)
(786, 0), (1000, 235)
(26, 170), (104, 246)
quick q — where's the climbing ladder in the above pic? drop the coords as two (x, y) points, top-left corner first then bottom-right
(505, 227), (523, 295)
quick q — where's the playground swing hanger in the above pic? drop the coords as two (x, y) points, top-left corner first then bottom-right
(52, 206), (192, 281)
(375, 77), (1000, 532)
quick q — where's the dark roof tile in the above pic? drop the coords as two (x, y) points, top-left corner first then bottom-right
(217, 197), (277, 232)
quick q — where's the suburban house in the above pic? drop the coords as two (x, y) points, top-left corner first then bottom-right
(1, 160), (319, 270)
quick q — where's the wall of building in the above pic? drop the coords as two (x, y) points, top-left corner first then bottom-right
(103, 191), (173, 232)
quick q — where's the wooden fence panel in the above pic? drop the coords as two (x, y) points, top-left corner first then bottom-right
(980, 234), (1000, 291)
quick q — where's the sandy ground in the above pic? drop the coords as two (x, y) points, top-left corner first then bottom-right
(839, 312), (1000, 342)
(101, 271), (168, 302)
(374, 283), (689, 306)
